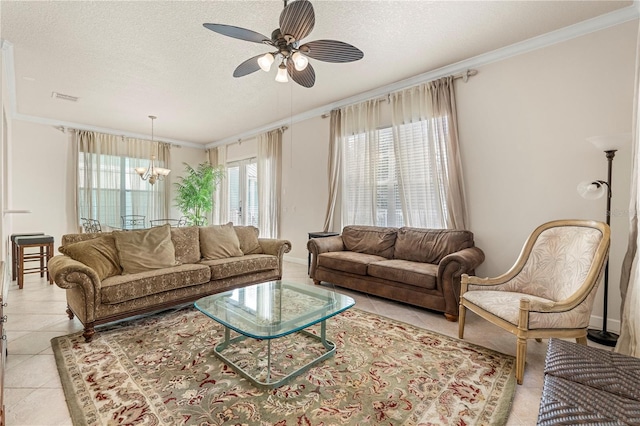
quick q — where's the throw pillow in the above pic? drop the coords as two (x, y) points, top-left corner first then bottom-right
(234, 225), (264, 255)
(171, 226), (201, 263)
(200, 222), (244, 260)
(342, 225), (397, 258)
(394, 227), (474, 264)
(59, 235), (122, 280)
(112, 224), (179, 274)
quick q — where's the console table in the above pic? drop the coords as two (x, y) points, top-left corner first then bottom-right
(307, 231), (339, 274)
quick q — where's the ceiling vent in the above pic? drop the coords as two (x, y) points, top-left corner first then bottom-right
(51, 92), (79, 102)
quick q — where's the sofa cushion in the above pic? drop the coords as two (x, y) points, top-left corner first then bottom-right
(113, 224), (179, 274)
(341, 226), (397, 258)
(394, 228), (474, 264)
(59, 235), (122, 280)
(100, 264), (211, 304)
(171, 226), (201, 264)
(199, 254), (278, 280)
(318, 251), (388, 276)
(200, 222), (244, 260)
(234, 226), (264, 255)
(368, 259), (438, 289)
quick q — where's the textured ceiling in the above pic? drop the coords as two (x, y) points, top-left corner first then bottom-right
(0, 0), (634, 146)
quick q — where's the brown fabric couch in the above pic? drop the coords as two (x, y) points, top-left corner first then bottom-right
(49, 224), (291, 342)
(307, 225), (484, 321)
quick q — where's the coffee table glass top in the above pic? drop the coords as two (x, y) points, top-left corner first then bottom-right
(194, 280), (355, 340)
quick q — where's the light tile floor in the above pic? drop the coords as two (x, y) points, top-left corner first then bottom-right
(3, 261), (611, 425)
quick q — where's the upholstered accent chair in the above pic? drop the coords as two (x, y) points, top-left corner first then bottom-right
(458, 219), (610, 385)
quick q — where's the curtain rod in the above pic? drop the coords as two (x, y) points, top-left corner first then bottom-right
(321, 69), (478, 118)
(233, 125), (288, 145)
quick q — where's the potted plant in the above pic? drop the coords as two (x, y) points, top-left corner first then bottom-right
(174, 162), (225, 226)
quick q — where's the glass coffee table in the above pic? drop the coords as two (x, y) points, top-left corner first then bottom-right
(194, 280), (355, 389)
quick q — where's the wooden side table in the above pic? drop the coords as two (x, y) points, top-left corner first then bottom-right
(308, 231), (340, 274)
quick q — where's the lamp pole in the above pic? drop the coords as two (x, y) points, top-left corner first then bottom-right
(587, 149), (619, 347)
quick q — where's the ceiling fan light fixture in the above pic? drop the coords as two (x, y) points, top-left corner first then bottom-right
(257, 53), (274, 72)
(275, 62), (289, 83)
(292, 51), (308, 71)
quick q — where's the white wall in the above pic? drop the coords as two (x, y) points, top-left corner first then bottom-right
(5, 20), (637, 332)
(277, 21), (637, 333)
(7, 121), (206, 245)
(166, 146), (208, 219)
(457, 20), (637, 333)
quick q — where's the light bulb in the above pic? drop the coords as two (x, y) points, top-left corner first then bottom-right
(275, 63), (288, 83)
(292, 51), (308, 71)
(257, 53), (274, 72)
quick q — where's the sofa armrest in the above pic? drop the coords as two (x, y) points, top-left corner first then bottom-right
(258, 238), (291, 278)
(437, 247), (485, 318)
(48, 255), (100, 322)
(307, 236), (345, 278)
(258, 238), (292, 258)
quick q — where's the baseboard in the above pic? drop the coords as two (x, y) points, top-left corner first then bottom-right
(589, 314), (621, 334)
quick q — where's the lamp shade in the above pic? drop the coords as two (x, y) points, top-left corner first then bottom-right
(587, 133), (631, 152)
(275, 63), (288, 83)
(577, 180), (607, 200)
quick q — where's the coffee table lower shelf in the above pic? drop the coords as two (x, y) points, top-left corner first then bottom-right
(215, 320), (335, 389)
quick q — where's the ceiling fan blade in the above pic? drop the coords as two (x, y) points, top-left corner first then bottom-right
(300, 40), (364, 63)
(286, 60), (315, 88)
(279, 0), (315, 42)
(203, 23), (271, 45)
(233, 54), (263, 77)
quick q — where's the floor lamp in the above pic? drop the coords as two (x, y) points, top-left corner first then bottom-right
(578, 134), (629, 347)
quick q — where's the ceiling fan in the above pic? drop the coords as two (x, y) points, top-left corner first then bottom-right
(203, 0), (363, 88)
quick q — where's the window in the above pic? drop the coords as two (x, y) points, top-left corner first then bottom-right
(78, 152), (163, 227)
(342, 121), (448, 228)
(227, 158), (258, 226)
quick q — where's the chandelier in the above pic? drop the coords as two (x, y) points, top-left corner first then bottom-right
(135, 115), (170, 185)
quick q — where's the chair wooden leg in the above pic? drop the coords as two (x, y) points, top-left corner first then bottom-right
(46, 242), (53, 284)
(458, 303), (466, 339)
(17, 247), (24, 290)
(516, 337), (527, 385)
(535, 338), (542, 343)
(576, 335), (587, 345)
(39, 246), (44, 278)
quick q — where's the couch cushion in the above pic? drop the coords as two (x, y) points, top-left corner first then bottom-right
(171, 226), (201, 264)
(113, 224), (179, 274)
(341, 226), (397, 258)
(59, 235), (122, 280)
(234, 226), (264, 255)
(318, 251), (388, 276)
(200, 222), (244, 260)
(367, 259), (438, 289)
(199, 254), (278, 280)
(100, 264), (211, 304)
(394, 228), (474, 264)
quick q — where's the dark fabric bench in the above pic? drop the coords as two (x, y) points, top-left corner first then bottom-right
(537, 338), (640, 425)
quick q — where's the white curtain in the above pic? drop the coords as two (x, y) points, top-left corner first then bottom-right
(390, 76), (468, 229)
(211, 145), (228, 225)
(323, 109), (342, 232)
(340, 99), (381, 226)
(258, 129), (282, 238)
(616, 28), (640, 357)
(75, 130), (169, 229)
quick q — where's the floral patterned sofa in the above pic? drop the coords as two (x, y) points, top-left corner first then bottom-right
(49, 223), (291, 342)
(308, 225), (484, 321)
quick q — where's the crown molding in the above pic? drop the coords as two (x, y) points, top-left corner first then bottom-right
(207, 3), (640, 148)
(4, 4), (639, 150)
(1, 39), (203, 150)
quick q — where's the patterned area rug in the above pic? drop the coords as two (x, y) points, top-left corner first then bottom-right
(51, 307), (515, 425)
